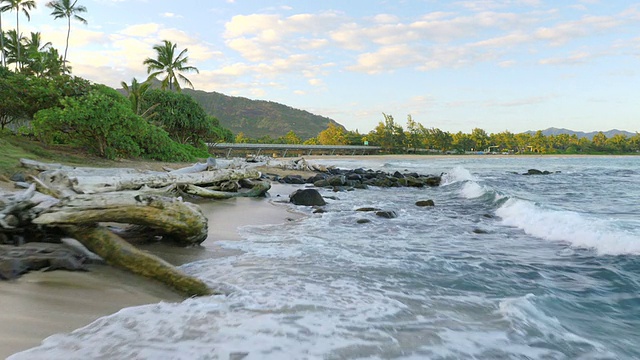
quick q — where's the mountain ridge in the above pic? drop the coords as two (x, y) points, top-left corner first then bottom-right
(525, 127), (636, 140)
(183, 89), (344, 140)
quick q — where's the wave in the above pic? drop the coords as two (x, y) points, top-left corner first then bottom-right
(440, 166), (477, 185)
(498, 294), (612, 357)
(495, 198), (640, 255)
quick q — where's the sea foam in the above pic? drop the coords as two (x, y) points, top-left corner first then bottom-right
(495, 198), (640, 255)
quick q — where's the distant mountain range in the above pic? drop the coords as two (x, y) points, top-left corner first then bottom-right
(525, 127), (637, 140)
(184, 89), (343, 140)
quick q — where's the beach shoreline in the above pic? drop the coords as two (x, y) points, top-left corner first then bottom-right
(0, 181), (303, 358)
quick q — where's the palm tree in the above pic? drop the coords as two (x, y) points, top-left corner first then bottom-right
(0, 0), (9, 67)
(46, 0), (87, 70)
(3, 0), (36, 70)
(2, 29), (23, 67)
(143, 40), (199, 92)
(121, 77), (154, 116)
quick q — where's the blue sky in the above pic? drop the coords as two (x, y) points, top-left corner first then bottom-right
(10, 0), (640, 134)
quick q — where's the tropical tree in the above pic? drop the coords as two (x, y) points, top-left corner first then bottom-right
(3, 0), (36, 70)
(0, 0), (8, 67)
(143, 40), (199, 92)
(120, 77), (153, 116)
(317, 122), (348, 145)
(2, 28), (22, 66)
(46, 0), (87, 70)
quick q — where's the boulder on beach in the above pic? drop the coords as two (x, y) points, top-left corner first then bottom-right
(289, 189), (326, 206)
(375, 210), (398, 219)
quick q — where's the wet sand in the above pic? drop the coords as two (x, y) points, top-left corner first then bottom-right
(0, 182), (302, 358)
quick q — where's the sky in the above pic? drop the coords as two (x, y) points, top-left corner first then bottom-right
(7, 0), (640, 134)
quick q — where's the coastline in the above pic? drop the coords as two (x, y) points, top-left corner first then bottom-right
(0, 180), (303, 358)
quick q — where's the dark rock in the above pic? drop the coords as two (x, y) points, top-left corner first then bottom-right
(313, 179), (330, 187)
(307, 173), (327, 183)
(392, 171), (405, 179)
(282, 175), (306, 184)
(482, 214), (494, 218)
(416, 200), (435, 207)
(353, 183), (369, 190)
(290, 189), (326, 206)
(356, 219), (371, 224)
(354, 168), (366, 175)
(346, 173), (362, 181)
(9, 173), (26, 182)
(356, 207), (380, 212)
(423, 176), (441, 186)
(523, 169), (552, 175)
(472, 228), (489, 234)
(328, 175), (346, 186)
(375, 210), (398, 219)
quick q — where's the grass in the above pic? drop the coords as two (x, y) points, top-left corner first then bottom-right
(0, 132), (109, 178)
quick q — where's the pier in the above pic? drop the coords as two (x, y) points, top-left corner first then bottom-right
(207, 143), (381, 158)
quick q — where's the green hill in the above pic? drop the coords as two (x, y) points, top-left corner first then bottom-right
(184, 89), (344, 140)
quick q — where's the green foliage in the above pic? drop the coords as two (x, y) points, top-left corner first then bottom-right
(317, 123), (348, 145)
(143, 40), (198, 92)
(140, 89), (230, 146)
(33, 84), (144, 158)
(32, 84), (201, 161)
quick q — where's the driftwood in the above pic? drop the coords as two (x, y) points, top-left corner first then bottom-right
(62, 225), (212, 296)
(39, 167), (261, 194)
(179, 182), (271, 199)
(32, 192), (209, 246)
(0, 158), (271, 296)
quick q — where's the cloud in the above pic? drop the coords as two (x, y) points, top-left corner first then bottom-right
(538, 51), (593, 65)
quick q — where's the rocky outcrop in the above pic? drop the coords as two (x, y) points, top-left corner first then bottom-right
(266, 165), (442, 189)
(522, 169), (560, 175)
(289, 189), (326, 206)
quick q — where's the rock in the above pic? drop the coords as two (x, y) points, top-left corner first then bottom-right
(416, 200), (435, 207)
(289, 189), (326, 206)
(392, 171), (405, 179)
(282, 175), (306, 184)
(356, 219), (371, 224)
(472, 228), (489, 234)
(328, 175), (346, 186)
(375, 210), (398, 219)
(356, 207), (380, 212)
(9, 173), (26, 182)
(523, 169), (551, 175)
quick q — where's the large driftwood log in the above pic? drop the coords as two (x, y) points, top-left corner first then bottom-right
(32, 192), (208, 245)
(62, 225), (213, 296)
(6, 158), (273, 296)
(39, 167), (261, 194)
(180, 182), (271, 199)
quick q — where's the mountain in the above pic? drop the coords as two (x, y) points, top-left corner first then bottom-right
(183, 89), (343, 140)
(525, 127), (637, 140)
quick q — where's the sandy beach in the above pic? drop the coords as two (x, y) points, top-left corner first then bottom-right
(0, 181), (302, 358)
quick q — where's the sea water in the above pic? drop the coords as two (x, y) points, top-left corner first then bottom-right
(11, 156), (640, 359)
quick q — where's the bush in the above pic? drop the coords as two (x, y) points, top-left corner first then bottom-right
(33, 85), (146, 159)
(141, 89), (232, 145)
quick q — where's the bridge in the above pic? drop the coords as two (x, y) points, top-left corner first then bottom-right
(207, 143), (381, 158)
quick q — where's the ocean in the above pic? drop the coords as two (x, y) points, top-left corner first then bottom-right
(11, 156), (640, 359)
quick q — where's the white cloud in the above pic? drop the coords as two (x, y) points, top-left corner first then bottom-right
(538, 51), (592, 65)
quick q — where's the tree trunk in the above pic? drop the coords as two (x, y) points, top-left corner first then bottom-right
(62, 225), (213, 297)
(32, 192), (208, 246)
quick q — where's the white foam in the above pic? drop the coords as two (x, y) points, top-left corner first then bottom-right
(496, 198), (640, 255)
(440, 166), (477, 185)
(499, 294), (610, 354)
(460, 181), (487, 199)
